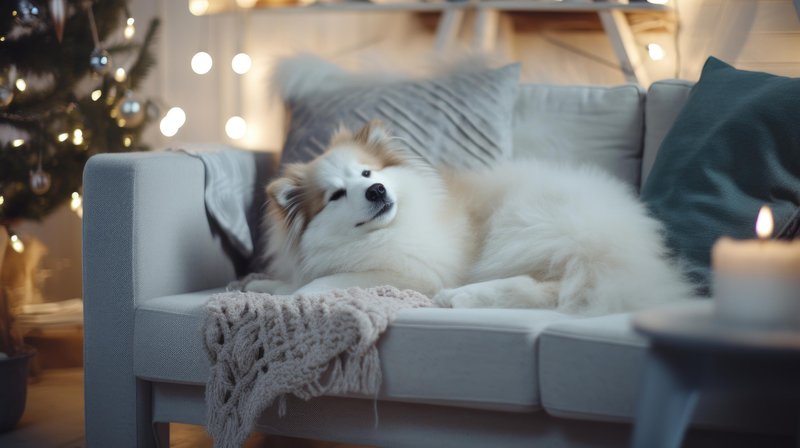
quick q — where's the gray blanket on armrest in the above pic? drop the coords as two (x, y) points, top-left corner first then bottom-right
(176, 145), (274, 268)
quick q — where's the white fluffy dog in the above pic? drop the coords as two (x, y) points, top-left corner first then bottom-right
(249, 121), (693, 315)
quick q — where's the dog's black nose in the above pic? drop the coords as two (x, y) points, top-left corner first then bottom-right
(365, 183), (386, 202)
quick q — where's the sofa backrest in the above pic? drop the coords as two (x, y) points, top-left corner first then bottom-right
(512, 80), (694, 192)
(642, 80), (694, 185)
(512, 84), (646, 188)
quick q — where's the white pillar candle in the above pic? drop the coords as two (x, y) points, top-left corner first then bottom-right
(712, 206), (800, 329)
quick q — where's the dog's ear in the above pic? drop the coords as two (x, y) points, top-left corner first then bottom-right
(328, 124), (354, 149)
(266, 164), (304, 210)
(354, 120), (390, 146)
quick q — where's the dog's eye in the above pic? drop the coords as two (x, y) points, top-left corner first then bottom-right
(361, 170), (371, 178)
(329, 189), (346, 202)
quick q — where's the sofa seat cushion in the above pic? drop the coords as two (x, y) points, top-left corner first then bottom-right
(134, 288), (573, 412)
(538, 313), (647, 421)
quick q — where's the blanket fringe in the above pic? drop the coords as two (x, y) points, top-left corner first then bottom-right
(203, 286), (433, 447)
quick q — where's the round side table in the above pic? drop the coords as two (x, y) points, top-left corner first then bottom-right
(630, 301), (800, 448)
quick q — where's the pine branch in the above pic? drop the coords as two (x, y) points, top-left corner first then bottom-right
(126, 18), (160, 92)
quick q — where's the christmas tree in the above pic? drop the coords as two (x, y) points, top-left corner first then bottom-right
(0, 0), (159, 223)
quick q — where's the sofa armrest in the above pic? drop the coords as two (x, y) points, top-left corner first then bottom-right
(82, 150), (268, 446)
(83, 151), (240, 303)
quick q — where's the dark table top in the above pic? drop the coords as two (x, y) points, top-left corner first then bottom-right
(633, 301), (800, 356)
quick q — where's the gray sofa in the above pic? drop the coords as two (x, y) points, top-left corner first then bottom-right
(83, 80), (794, 448)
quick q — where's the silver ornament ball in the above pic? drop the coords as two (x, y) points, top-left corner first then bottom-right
(89, 48), (112, 75)
(15, 0), (42, 26)
(114, 95), (146, 128)
(0, 85), (14, 108)
(29, 167), (51, 195)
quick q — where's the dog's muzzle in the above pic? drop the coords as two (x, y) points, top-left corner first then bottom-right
(365, 183), (387, 203)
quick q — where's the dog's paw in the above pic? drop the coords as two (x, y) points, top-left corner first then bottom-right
(432, 289), (455, 308)
(433, 287), (490, 308)
(244, 279), (294, 295)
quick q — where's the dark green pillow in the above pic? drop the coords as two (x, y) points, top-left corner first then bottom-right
(641, 57), (800, 292)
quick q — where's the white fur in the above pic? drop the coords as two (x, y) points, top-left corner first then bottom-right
(258, 146), (694, 316)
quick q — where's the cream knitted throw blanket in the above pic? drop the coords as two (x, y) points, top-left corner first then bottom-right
(203, 285), (432, 448)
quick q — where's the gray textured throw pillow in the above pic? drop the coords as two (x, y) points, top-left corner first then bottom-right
(276, 57), (520, 169)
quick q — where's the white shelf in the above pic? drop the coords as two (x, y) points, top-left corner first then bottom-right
(199, 0), (674, 85)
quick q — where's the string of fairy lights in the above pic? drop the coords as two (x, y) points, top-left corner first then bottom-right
(159, 0), (257, 141)
(161, 0), (674, 142)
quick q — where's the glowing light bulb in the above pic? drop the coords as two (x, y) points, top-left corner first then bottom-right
(225, 116), (247, 140)
(15, 78), (26, 91)
(167, 107), (186, 128)
(91, 89), (102, 101)
(160, 119), (179, 137)
(160, 106), (187, 137)
(123, 136), (132, 147)
(124, 17), (135, 39)
(756, 206), (774, 239)
(236, 0), (258, 7)
(114, 67), (127, 82)
(191, 52), (213, 75)
(58, 132), (69, 142)
(73, 129), (84, 145)
(11, 139), (24, 147)
(71, 192), (84, 217)
(231, 53), (252, 75)
(10, 234), (24, 253)
(189, 0), (209, 15)
(647, 43), (665, 61)
(0, 196), (4, 206)
(70, 192), (82, 211)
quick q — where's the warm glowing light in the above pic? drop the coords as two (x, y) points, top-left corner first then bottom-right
(160, 119), (179, 137)
(70, 192), (83, 216)
(236, 0), (258, 7)
(756, 205), (774, 239)
(123, 136), (132, 147)
(72, 128), (84, 145)
(191, 52), (213, 75)
(225, 116), (247, 140)
(189, 0), (209, 16)
(231, 53), (252, 75)
(160, 107), (187, 137)
(124, 18), (135, 39)
(0, 196), (4, 206)
(0, 37), (5, 42)
(167, 107), (186, 127)
(11, 139), (24, 147)
(647, 43), (665, 61)
(15, 78), (26, 91)
(10, 234), (24, 253)
(91, 89), (102, 101)
(114, 67), (127, 82)
(58, 132), (69, 142)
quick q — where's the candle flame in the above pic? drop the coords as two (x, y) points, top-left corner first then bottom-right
(755, 205), (774, 239)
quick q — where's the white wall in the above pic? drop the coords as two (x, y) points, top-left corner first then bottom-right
(21, 0), (800, 301)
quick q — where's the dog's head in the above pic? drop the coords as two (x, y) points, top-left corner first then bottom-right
(266, 121), (410, 246)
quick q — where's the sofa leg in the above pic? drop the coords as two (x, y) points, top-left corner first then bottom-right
(153, 422), (170, 448)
